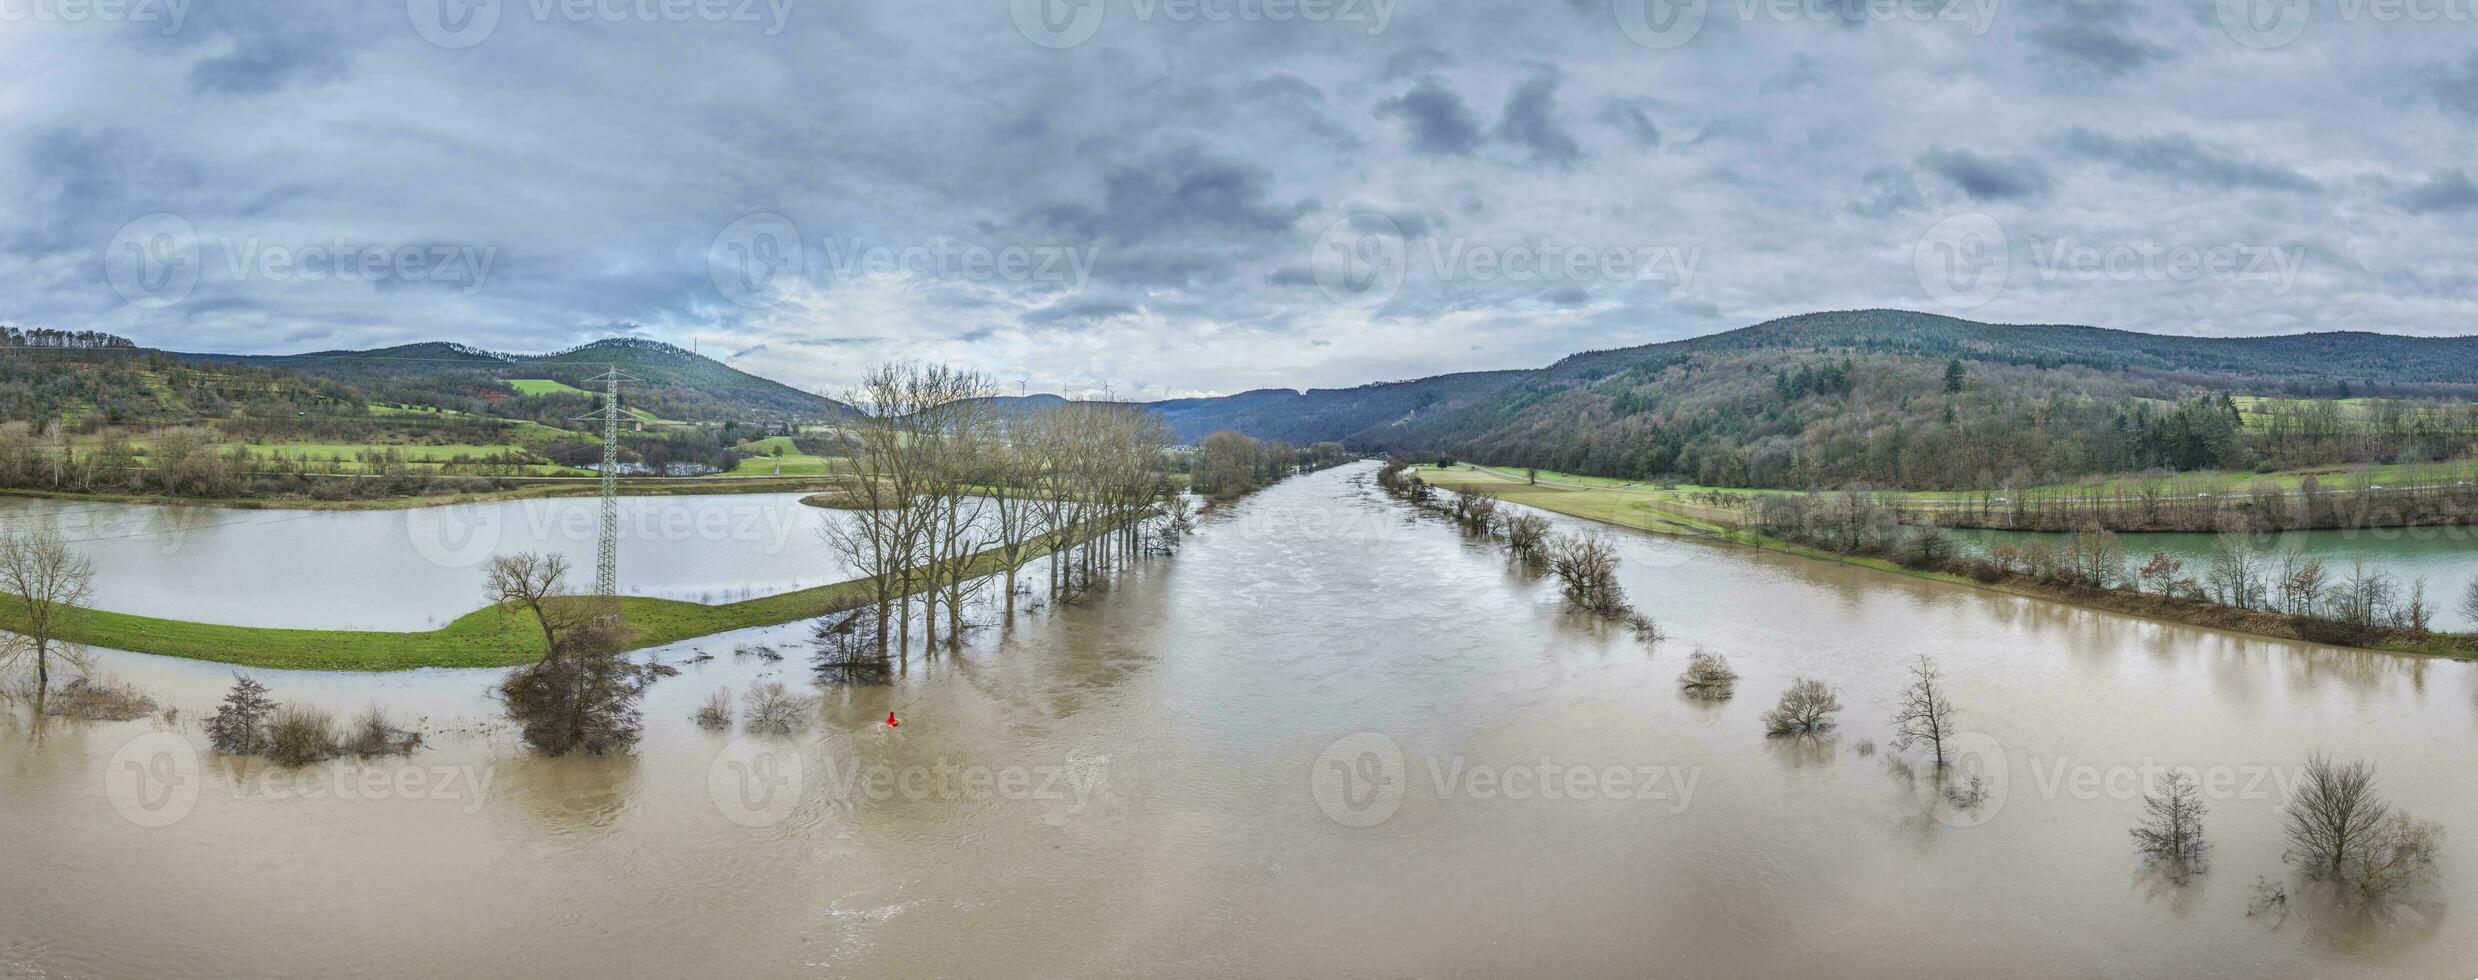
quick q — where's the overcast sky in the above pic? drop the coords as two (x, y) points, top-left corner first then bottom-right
(6, 0), (2475, 398)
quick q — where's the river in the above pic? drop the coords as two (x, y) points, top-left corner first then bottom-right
(2, 463), (2472, 977)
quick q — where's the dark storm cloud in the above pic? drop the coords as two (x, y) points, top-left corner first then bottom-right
(2055, 129), (2319, 193)
(2021, 1), (2168, 79)
(1376, 78), (1484, 157)
(1918, 147), (2053, 201)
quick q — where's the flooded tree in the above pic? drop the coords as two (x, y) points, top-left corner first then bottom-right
(740, 681), (816, 736)
(1546, 531), (1627, 615)
(2282, 753), (2443, 903)
(1500, 512), (1551, 562)
(1762, 678), (1842, 735)
(1677, 650), (1739, 700)
(1891, 656), (1959, 770)
(204, 674), (277, 754)
(692, 688), (733, 730)
(0, 528), (95, 703)
(2130, 771), (2209, 880)
(497, 619), (647, 756)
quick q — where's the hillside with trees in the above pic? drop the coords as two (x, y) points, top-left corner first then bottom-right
(1144, 370), (1526, 445)
(1359, 310), (2478, 490)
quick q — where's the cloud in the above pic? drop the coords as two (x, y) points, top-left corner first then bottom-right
(2387, 169), (2478, 213)
(1918, 146), (2053, 201)
(1595, 98), (1662, 149)
(1495, 70), (1582, 168)
(2055, 128), (2319, 192)
(2428, 53), (2478, 119)
(2022, 1), (2168, 79)
(1376, 78), (1484, 157)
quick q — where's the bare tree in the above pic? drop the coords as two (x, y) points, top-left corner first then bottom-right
(1547, 531), (1627, 615)
(1500, 512), (1552, 562)
(1677, 650), (1739, 699)
(485, 551), (585, 659)
(2283, 753), (2443, 902)
(1891, 656), (1959, 770)
(2131, 771), (2209, 879)
(2462, 578), (2478, 632)
(1762, 678), (1842, 735)
(0, 528), (95, 700)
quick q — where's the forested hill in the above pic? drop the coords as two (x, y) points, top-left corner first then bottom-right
(178, 337), (850, 423)
(1142, 370), (1528, 444)
(1355, 310), (2478, 490)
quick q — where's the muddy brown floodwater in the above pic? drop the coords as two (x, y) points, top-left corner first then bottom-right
(3, 463), (2474, 978)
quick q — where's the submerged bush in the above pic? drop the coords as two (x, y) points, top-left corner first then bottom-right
(265, 704), (341, 767)
(741, 682), (817, 736)
(692, 688), (734, 730)
(40, 676), (158, 722)
(1677, 650), (1739, 699)
(343, 704), (423, 757)
(1762, 678), (1842, 736)
(498, 620), (649, 757)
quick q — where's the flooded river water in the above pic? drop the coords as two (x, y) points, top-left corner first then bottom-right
(2, 463), (2473, 977)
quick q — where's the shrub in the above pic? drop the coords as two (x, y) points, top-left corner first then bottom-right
(40, 676), (158, 722)
(343, 704), (422, 757)
(741, 681), (817, 736)
(497, 620), (648, 756)
(265, 704), (341, 767)
(1677, 650), (1739, 699)
(693, 688), (734, 730)
(1762, 678), (1842, 735)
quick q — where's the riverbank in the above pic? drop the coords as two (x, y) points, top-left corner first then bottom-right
(0, 518), (1122, 671)
(0, 475), (846, 513)
(1411, 464), (2478, 660)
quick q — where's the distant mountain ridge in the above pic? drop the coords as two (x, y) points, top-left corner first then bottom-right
(1356, 309), (2478, 488)
(179, 337), (850, 422)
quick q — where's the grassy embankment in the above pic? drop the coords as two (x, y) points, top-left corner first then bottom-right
(0, 519), (1120, 671)
(1411, 464), (2477, 660)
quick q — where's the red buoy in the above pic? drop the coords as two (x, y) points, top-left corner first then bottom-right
(885, 711), (899, 728)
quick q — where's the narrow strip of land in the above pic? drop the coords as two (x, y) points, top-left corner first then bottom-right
(0, 522), (1110, 671)
(1409, 464), (2476, 661)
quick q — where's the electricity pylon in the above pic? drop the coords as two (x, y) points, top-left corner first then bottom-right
(573, 368), (638, 599)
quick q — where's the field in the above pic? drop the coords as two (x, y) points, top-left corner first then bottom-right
(1426, 458), (2478, 511)
(508, 378), (592, 397)
(730, 435), (834, 476)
